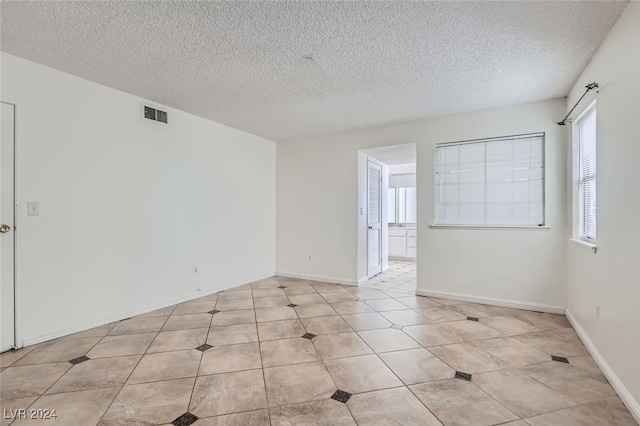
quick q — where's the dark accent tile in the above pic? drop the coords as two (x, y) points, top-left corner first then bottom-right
(331, 389), (352, 403)
(357, 298), (366, 302)
(466, 317), (479, 322)
(302, 333), (316, 340)
(533, 311), (544, 314)
(391, 324), (404, 330)
(120, 318), (131, 322)
(287, 304), (298, 308)
(278, 286), (287, 289)
(69, 355), (90, 365)
(172, 412), (199, 426)
(454, 371), (472, 381)
(195, 344), (213, 352)
(208, 309), (220, 315)
(551, 355), (570, 363)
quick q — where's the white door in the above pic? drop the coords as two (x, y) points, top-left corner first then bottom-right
(367, 160), (382, 277)
(1, 102), (15, 352)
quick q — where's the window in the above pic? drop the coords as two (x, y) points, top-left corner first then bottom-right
(388, 188), (397, 223)
(434, 133), (544, 227)
(388, 187), (417, 224)
(404, 187), (417, 223)
(575, 104), (596, 243)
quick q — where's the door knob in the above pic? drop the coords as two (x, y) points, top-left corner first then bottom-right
(0, 224), (11, 233)
(368, 226), (373, 230)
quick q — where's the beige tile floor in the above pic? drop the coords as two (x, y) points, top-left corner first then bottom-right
(363, 259), (417, 293)
(1, 276), (637, 426)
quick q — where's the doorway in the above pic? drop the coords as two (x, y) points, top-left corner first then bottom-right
(1, 101), (16, 352)
(359, 143), (417, 292)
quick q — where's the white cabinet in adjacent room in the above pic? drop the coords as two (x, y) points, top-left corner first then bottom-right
(407, 229), (417, 258)
(389, 228), (407, 257)
(388, 228), (416, 259)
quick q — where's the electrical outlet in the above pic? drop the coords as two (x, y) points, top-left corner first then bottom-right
(197, 288), (201, 292)
(308, 254), (313, 262)
(193, 266), (198, 275)
(226, 260), (231, 269)
(595, 304), (600, 319)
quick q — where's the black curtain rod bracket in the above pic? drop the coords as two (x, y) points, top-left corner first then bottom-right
(557, 82), (598, 126)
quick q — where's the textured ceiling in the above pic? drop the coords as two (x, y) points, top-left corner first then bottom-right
(0, 1), (628, 141)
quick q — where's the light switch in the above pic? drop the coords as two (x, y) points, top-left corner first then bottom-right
(27, 201), (40, 216)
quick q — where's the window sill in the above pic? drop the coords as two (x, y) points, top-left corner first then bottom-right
(569, 238), (597, 253)
(430, 224), (550, 231)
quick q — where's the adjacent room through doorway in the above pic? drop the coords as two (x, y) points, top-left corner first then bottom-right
(359, 143), (417, 293)
(361, 259), (416, 294)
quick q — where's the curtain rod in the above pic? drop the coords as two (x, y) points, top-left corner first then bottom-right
(557, 82), (598, 126)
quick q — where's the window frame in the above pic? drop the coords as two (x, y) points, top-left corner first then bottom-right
(431, 132), (547, 229)
(572, 100), (597, 245)
(388, 186), (417, 225)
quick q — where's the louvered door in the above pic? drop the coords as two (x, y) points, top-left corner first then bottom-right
(367, 160), (382, 277)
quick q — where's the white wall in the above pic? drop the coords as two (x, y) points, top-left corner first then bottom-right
(389, 164), (417, 188)
(564, 2), (640, 418)
(417, 101), (566, 311)
(277, 98), (567, 310)
(389, 174), (416, 188)
(1, 53), (276, 345)
(389, 164), (416, 176)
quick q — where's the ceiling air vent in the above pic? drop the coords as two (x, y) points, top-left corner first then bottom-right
(144, 106), (156, 120)
(156, 110), (168, 123)
(141, 103), (168, 124)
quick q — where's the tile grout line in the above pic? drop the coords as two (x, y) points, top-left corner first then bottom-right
(258, 277), (293, 425)
(316, 286), (416, 370)
(340, 288), (450, 411)
(2, 327), (172, 422)
(95, 310), (173, 425)
(403, 381), (447, 425)
(14, 326), (119, 423)
(306, 278), (614, 423)
(3, 275), (618, 425)
(0, 344), (38, 368)
(305, 284), (361, 425)
(461, 374), (524, 422)
(398, 310), (589, 423)
(183, 294), (217, 421)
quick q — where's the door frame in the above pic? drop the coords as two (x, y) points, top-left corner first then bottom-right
(357, 152), (388, 283)
(366, 158), (383, 278)
(1, 99), (18, 351)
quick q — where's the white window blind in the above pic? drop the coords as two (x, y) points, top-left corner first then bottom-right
(434, 133), (545, 226)
(577, 107), (596, 242)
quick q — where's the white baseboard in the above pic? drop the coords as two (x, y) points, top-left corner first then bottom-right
(275, 271), (359, 287)
(20, 274), (273, 348)
(415, 288), (565, 315)
(565, 309), (640, 425)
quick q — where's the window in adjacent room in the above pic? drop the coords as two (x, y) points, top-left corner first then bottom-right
(574, 102), (597, 243)
(388, 187), (417, 224)
(388, 187), (397, 223)
(434, 133), (545, 227)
